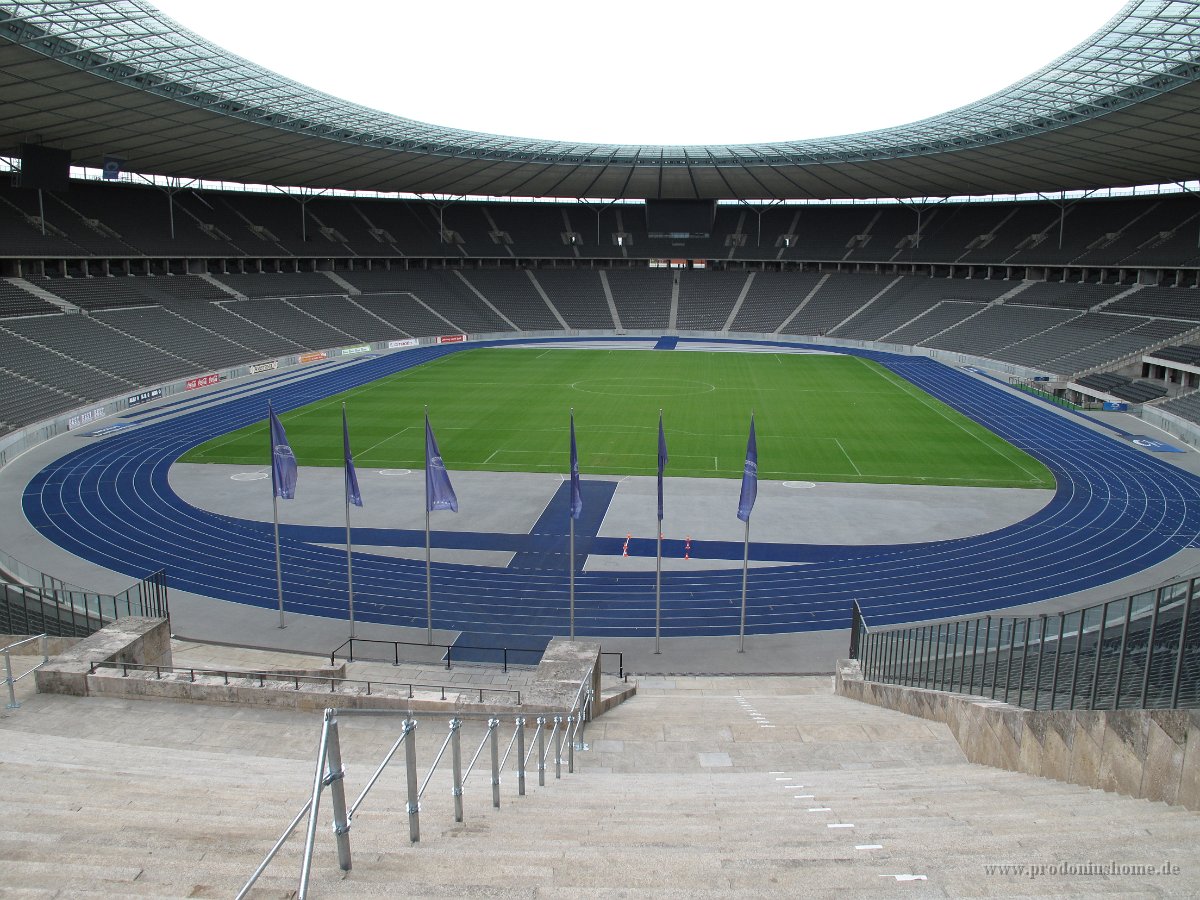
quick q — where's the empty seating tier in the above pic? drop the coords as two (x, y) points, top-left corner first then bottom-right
(0, 280), (58, 317)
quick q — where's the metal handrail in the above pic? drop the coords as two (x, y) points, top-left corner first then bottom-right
(238, 708), (589, 900)
(349, 721), (412, 818)
(329, 635), (627, 680)
(3, 633), (49, 710)
(854, 573), (1199, 711)
(234, 798), (313, 900)
(86, 660), (522, 704)
(330, 636), (541, 673)
(418, 722), (458, 802)
(1, 569), (168, 636)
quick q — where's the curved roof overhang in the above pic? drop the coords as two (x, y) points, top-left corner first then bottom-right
(0, 0), (1198, 200)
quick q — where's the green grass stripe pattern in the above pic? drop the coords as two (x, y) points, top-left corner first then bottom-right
(180, 349), (1055, 489)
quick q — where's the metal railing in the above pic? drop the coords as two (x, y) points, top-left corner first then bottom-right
(238, 670), (595, 900)
(850, 576), (1200, 711)
(86, 660), (522, 704)
(0, 567), (169, 638)
(2, 634), (49, 709)
(330, 635), (625, 680)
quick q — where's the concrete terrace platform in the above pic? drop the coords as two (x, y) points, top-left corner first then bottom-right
(1, 665), (1197, 897)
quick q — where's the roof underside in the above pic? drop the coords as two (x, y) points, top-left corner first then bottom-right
(0, 0), (1198, 200)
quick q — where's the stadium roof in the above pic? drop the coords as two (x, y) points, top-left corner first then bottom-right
(0, 0), (1198, 200)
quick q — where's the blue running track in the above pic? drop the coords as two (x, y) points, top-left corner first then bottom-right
(21, 337), (1200, 638)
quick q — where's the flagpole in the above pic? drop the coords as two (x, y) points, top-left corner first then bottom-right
(569, 407), (575, 641)
(345, 495), (355, 637)
(656, 408), (669, 654)
(739, 518), (749, 652)
(569, 515), (575, 641)
(736, 410), (756, 654)
(343, 403), (356, 639)
(269, 400), (286, 629)
(655, 528), (662, 654)
(656, 408), (664, 654)
(425, 406), (433, 645)
(273, 489), (285, 629)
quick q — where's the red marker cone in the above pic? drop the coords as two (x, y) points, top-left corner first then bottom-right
(684, 536), (691, 560)
(623, 533), (631, 558)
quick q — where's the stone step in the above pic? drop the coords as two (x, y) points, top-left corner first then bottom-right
(3, 672), (1198, 898)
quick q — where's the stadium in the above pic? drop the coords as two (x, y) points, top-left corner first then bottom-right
(0, 0), (1199, 895)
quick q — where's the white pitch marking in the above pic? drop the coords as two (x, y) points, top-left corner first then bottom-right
(793, 795), (813, 799)
(881, 875), (927, 882)
(774, 777), (790, 781)
(807, 807), (832, 812)
(759, 724), (776, 728)
(783, 784), (803, 789)
(827, 823), (855, 829)
(359, 424), (412, 458)
(768, 771), (785, 775)
(856, 845), (883, 851)
(833, 438), (862, 475)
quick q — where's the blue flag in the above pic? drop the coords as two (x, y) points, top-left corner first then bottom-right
(269, 405), (297, 500)
(425, 414), (458, 513)
(569, 412), (583, 521)
(343, 406), (362, 508)
(737, 414), (757, 523)
(657, 411), (668, 522)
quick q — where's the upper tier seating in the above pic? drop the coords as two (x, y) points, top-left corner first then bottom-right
(7, 175), (1200, 266)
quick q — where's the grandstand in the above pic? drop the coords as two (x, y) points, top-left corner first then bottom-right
(1, 1), (1200, 895)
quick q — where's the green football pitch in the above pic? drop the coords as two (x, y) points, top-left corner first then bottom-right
(179, 348), (1055, 489)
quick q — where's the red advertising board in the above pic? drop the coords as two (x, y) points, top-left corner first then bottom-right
(186, 373), (220, 391)
(438, 334), (466, 344)
(300, 352), (328, 363)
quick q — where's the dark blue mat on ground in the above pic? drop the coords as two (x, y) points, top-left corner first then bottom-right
(1127, 435), (1185, 453)
(447, 632), (552, 665)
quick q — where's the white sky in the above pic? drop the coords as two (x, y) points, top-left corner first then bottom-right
(152, 0), (1123, 146)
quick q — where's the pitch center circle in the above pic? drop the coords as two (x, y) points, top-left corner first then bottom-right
(571, 377), (716, 397)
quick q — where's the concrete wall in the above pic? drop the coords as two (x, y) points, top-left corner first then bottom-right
(34, 616), (171, 696)
(836, 659), (1200, 810)
(0, 634), (80, 656)
(34, 619), (618, 720)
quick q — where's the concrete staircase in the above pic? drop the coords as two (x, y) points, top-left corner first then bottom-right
(1, 668), (1197, 897)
